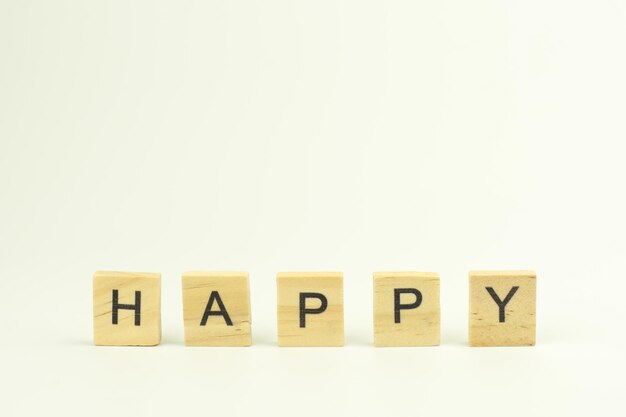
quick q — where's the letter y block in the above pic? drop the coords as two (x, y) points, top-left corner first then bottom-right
(469, 270), (536, 346)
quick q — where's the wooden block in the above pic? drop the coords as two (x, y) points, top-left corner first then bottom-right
(93, 271), (161, 346)
(469, 270), (536, 347)
(181, 271), (251, 346)
(277, 272), (344, 347)
(373, 271), (440, 347)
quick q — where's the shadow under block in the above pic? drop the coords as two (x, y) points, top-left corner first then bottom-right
(469, 270), (536, 347)
(277, 272), (344, 347)
(181, 271), (251, 346)
(93, 271), (161, 346)
(373, 272), (440, 347)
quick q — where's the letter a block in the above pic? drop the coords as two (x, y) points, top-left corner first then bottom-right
(469, 270), (536, 346)
(277, 272), (344, 347)
(93, 271), (161, 346)
(181, 271), (251, 346)
(373, 272), (440, 347)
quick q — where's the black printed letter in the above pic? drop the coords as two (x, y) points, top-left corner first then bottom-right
(394, 288), (423, 323)
(299, 292), (328, 328)
(112, 289), (141, 326)
(200, 291), (233, 326)
(486, 286), (519, 323)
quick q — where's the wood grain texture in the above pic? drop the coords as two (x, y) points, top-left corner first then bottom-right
(469, 270), (536, 347)
(277, 272), (344, 347)
(93, 271), (161, 346)
(182, 271), (251, 346)
(373, 271), (440, 347)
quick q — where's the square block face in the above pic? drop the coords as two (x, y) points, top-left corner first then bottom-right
(469, 271), (536, 347)
(93, 271), (161, 346)
(277, 272), (344, 347)
(373, 272), (440, 347)
(182, 271), (251, 346)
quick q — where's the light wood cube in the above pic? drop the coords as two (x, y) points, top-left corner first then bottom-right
(93, 271), (161, 346)
(373, 271), (440, 347)
(469, 270), (536, 346)
(181, 271), (251, 346)
(277, 272), (344, 347)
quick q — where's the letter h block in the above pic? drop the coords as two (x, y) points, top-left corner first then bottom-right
(277, 272), (344, 347)
(373, 272), (440, 347)
(469, 270), (536, 346)
(93, 271), (161, 346)
(181, 271), (251, 346)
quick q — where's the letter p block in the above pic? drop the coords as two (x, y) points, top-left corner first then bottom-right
(277, 272), (344, 347)
(93, 271), (161, 346)
(373, 272), (440, 347)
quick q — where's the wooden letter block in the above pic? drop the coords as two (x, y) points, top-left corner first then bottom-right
(93, 271), (161, 346)
(373, 272), (440, 347)
(181, 271), (251, 346)
(469, 270), (536, 347)
(277, 272), (344, 347)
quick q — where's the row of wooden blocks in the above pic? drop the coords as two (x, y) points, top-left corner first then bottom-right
(93, 270), (536, 347)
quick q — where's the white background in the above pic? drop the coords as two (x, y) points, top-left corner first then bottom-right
(1, 1), (625, 416)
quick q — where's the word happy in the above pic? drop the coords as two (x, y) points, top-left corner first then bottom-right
(93, 270), (537, 347)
